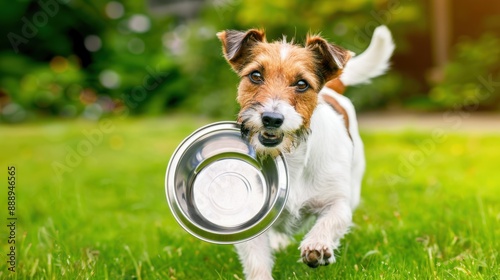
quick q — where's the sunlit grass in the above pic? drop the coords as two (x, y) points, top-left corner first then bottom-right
(0, 116), (498, 279)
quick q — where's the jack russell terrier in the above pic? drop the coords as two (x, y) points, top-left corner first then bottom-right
(216, 25), (394, 279)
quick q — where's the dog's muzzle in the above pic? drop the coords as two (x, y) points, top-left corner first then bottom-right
(257, 112), (284, 147)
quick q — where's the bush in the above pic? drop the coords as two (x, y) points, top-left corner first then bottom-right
(0, 0), (427, 122)
(429, 34), (500, 110)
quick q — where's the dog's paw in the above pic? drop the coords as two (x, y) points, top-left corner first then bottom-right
(299, 242), (335, 268)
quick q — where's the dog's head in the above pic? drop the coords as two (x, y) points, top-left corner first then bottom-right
(217, 29), (351, 156)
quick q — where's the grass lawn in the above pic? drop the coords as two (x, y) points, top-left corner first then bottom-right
(0, 116), (498, 279)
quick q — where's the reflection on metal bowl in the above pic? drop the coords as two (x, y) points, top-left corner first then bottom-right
(165, 121), (289, 244)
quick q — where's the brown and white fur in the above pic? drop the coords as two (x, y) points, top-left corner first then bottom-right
(217, 26), (394, 280)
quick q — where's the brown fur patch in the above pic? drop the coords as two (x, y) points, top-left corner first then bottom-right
(217, 30), (353, 136)
(217, 29), (266, 72)
(305, 35), (351, 82)
(325, 78), (346, 94)
(236, 42), (321, 128)
(322, 94), (352, 140)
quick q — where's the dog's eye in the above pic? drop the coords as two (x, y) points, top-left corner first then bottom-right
(295, 80), (309, 92)
(249, 71), (264, 84)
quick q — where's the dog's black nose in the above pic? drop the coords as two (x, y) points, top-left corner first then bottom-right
(262, 112), (284, 128)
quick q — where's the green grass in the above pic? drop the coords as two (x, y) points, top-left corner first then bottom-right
(0, 116), (498, 279)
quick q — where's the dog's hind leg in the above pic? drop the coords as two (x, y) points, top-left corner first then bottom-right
(235, 233), (274, 280)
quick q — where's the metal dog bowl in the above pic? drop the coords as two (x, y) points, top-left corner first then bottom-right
(165, 121), (289, 244)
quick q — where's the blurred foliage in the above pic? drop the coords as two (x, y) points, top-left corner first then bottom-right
(188, 0), (425, 115)
(429, 34), (500, 110)
(0, 0), (498, 123)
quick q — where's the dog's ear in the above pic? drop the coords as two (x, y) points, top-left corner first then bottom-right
(306, 35), (352, 82)
(217, 29), (266, 72)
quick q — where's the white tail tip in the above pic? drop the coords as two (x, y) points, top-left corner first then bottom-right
(340, 25), (395, 86)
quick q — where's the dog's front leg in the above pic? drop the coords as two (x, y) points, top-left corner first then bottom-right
(235, 232), (274, 280)
(299, 199), (352, 268)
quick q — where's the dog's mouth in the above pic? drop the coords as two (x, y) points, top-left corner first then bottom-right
(240, 116), (308, 155)
(240, 124), (284, 148)
(258, 130), (284, 147)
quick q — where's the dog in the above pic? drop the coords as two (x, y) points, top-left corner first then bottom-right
(216, 25), (394, 279)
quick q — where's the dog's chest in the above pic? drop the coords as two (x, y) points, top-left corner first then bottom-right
(272, 164), (320, 233)
(280, 145), (322, 218)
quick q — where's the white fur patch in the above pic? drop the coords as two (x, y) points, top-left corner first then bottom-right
(232, 26), (393, 280)
(235, 90), (365, 278)
(280, 44), (291, 61)
(240, 98), (304, 155)
(241, 99), (303, 133)
(264, 99), (303, 131)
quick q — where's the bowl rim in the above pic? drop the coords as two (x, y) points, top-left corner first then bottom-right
(165, 121), (289, 244)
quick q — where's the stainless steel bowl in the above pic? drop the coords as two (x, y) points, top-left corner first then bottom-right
(165, 121), (289, 244)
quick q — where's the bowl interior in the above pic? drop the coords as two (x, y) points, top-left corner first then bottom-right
(166, 122), (288, 244)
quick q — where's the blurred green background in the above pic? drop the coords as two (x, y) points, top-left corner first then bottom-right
(1, 0), (499, 122)
(1, 1), (499, 278)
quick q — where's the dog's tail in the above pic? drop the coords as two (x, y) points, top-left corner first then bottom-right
(327, 25), (394, 93)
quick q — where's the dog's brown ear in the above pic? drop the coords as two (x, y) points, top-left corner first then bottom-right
(306, 35), (352, 82)
(217, 29), (266, 72)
